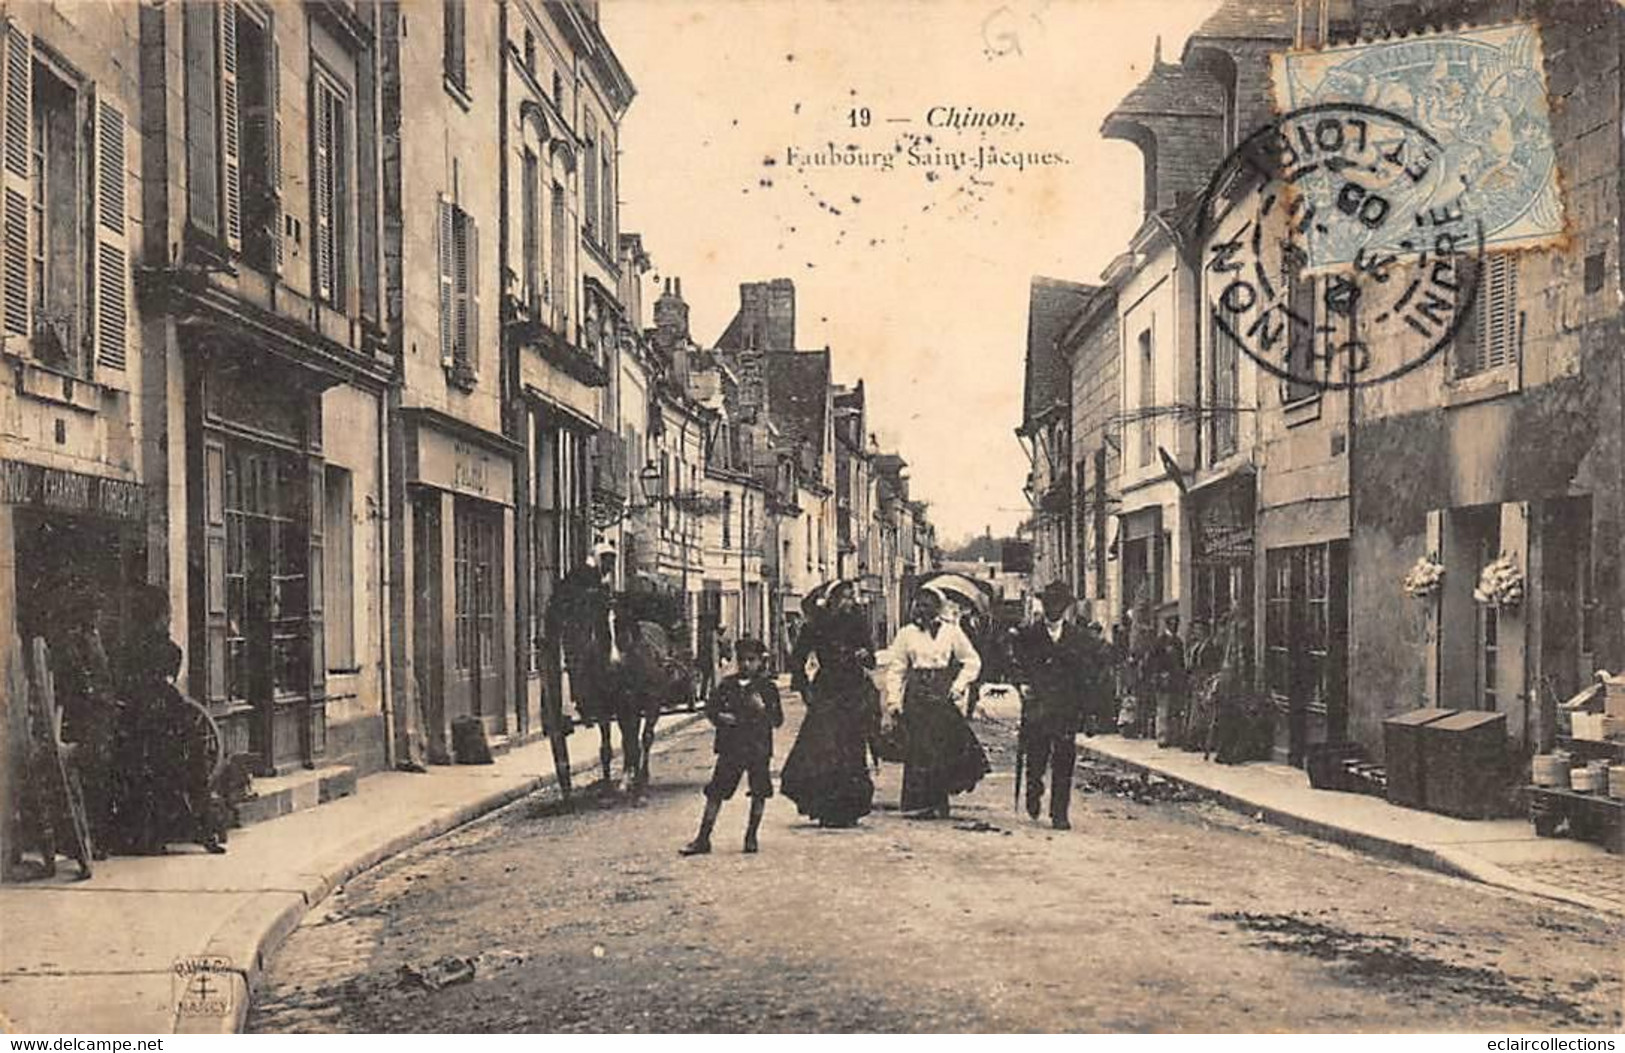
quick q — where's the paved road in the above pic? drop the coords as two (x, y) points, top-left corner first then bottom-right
(250, 694), (1623, 1033)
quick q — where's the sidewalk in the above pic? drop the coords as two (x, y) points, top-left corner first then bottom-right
(0, 713), (704, 1035)
(1074, 732), (1625, 917)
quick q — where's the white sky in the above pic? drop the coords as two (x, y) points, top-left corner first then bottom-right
(604, 0), (1220, 547)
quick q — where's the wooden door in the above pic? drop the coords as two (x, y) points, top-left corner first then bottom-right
(451, 499), (503, 734)
(413, 493), (447, 763)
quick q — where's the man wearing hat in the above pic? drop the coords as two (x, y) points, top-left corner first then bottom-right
(1012, 581), (1106, 829)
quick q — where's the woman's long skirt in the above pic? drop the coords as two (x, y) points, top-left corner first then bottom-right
(900, 669), (989, 813)
(780, 682), (876, 825)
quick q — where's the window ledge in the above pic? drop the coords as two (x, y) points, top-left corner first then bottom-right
(1282, 395), (1323, 428)
(1446, 364), (1520, 408)
(445, 361), (479, 393)
(326, 665), (363, 677)
(9, 356), (104, 414)
(582, 233), (619, 274)
(443, 74), (473, 112)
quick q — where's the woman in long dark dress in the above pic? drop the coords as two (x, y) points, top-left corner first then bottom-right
(779, 583), (878, 827)
(883, 588), (987, 819)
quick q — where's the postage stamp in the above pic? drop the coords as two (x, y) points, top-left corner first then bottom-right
(1199, 103), (1485, 392)
(1272, 21), (1561, 268)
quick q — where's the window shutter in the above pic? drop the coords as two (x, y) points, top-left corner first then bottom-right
(453, 207), (469, 367)
(308, 453), (326, 705)
(218, 2), (242, 251)
(1483, 255), (1518, 371)
(1, 20), (31, 341)
(182, 0), (219, 238)
(465, 215), (479, 375)
(268, 34), (283, 273)
(92, 93), (130, 373)
(204, 439), (230, 703)
(312, 81), (334, 302)
(1424, 508), (1444, 707)
(437, 194), (453, 366)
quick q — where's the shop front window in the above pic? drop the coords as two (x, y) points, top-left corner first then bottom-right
(223, 443), (309, 704)
(454, 500), (499, 675)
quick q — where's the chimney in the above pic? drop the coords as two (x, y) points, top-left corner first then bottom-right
(653, 277), (690, 356)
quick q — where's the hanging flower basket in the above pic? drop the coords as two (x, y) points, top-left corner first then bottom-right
(1473, 555), (1524, 609)
(1401, 555), (1445, 599)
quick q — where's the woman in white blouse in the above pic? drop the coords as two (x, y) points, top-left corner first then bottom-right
(882, 587), (989, 818)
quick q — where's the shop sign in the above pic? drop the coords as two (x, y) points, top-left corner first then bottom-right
(1193, 482), (1254, 562)
(0, 459), (144, 521)
(453, 441), (491, 496)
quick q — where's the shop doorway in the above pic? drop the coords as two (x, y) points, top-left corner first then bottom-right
(450, 498), (503, 735)
(412, 492), (447, 763)
(14, 512), (134, 659)
(220, 443), (312, 772)
(1264, 541), (1349, 766)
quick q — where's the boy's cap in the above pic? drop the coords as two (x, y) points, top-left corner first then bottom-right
(734, 637), (767, 658)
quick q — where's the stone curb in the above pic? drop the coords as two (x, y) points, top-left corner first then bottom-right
(1075, 741), (1625, 919)
(175, 712), (707, 1034)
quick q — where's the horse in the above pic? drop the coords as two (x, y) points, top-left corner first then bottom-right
(590, 618), (694, 795)
(625, 620), (696, 786)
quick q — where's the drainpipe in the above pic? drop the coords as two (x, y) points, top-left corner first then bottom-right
(377, 383), (394, 768)
(1345, 264), (1358, 749)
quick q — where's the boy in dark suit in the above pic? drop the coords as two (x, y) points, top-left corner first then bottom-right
(1014, 581), (1104, 830)
(681, 637), (783, 855)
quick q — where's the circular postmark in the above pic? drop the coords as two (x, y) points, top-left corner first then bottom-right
(1198, 102), (1486, 391)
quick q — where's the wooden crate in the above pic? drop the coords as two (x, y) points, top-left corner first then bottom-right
(1527, 786), (1625, 854)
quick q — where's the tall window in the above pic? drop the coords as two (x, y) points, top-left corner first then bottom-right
(28, 58), (81, 374)
(723, 492), (733, 548)
(236, 6), (279, 273)
(311, 71), (348, 308)
(222, 444), (310, 702)
(523, 28), (536, 76)
(1092, 447), (1107, 599)
(659, 450), (671, 531)
(599, 132), (614, 245)
(1137, 327), (1155, 467)
(323, 465), (355, 671)
(1282, 252), (1320, 403)
(1458, 507), (1502, 710)
(535, 421), (588, 622)
(1211, 308), (1241, 460)
(1265, 548), (1293, 701)
(1265, 545), (1331, 705)
(521, 148), (539, 309)
(582, 114), (599, 241)
(549, 179), (567, 332)
(437, 197), (479, 382)
(453, 501), (499, 675)
(1455, 255), (1519, 378)
(442, 0), (467, 95)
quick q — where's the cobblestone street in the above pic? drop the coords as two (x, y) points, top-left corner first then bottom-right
(249, 696), (1624, 1034)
